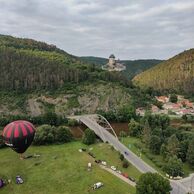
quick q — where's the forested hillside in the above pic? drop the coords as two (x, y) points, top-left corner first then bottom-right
(133, 49), (194, 94)
(80, 56), (162, 79)
(0, 35), (129, 91)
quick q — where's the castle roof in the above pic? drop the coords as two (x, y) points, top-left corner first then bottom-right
(109, 54), (115, 58)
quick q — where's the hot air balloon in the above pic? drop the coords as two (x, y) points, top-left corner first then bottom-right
(2, 120), (36, 159)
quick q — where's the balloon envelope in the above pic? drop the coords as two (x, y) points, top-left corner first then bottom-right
(2, 120), (35, 153)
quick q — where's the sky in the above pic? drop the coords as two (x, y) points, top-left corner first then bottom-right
(0, 0), (194, 60)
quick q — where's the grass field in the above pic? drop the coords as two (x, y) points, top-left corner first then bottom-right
(90, 143), (141, 180)
(0, 141), (136, 194)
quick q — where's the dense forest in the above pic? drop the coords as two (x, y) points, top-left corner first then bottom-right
(0, 35), (129, 91)
(133, 49), (194, 94)
(80, 56), (163, 79)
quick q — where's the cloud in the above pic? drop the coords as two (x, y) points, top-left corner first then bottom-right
(0, 0), (193, 59)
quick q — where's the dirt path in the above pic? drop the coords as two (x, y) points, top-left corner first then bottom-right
(99, 165), (136, 187)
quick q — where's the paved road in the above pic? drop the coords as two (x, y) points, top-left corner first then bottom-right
(69, 114), (189, 194)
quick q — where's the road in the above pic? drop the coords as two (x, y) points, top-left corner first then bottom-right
(69, 114), (190, 194)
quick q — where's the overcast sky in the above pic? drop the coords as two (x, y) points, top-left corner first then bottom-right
(0, 0), (194, 59)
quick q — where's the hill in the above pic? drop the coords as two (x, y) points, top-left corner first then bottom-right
(80, 56), (163, 79)
(0, 35), (140, 116)
(133, 49), (194, 94)
(0, 35), (129, 91)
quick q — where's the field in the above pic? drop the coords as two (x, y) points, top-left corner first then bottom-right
(0, 141), (136, 194)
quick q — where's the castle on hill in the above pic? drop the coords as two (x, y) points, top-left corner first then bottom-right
(102, 54), (126, 71)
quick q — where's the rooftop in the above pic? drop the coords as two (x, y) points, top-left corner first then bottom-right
(109, 54), (115, 58)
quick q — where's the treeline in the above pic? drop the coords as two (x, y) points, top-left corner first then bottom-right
(0, 34), (65, 54)
(129, 114), (194, 177)
(0, 112), (67, 127)
(0, 35), (131, 91)
(0, 112), (72, 148)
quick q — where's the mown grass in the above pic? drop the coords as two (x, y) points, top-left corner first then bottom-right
(90, 143), (141, 180)
(0, 141), (135, 194)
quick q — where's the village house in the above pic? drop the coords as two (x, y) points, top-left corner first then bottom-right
(155, 96), (169, 103)
(136, 108), (145, 116)
(151, 105), (160, 113)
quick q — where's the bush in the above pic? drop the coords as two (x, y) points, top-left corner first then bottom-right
(33, 125), (73, 145)
(128, 119), (143, 137)
(67, 119), (78, 126)
(122, 159), (129, 168)
(55, 126), (73, 143)
(33, 125), (56, 145)
(119, 153), (124, 161)
(170, 94), (178, 103)
(82, 128), (96, 145)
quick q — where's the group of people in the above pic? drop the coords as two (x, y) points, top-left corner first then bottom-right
(0, 178), (11, 189)
(0, 176), (23, 189)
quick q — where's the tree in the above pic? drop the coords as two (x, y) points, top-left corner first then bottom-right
(122, 159), (129, 168)
(169, 94), (178, 103)
(55, 126), (73, 143)
(166, 135), (180, 157)
(42, 112), (62, 126)
(82, 128), (96, 145)
(149, 135), (162, 154)
(163, 156), (183, 177)
(160, 143), (168, 159)
(142, 120), (151, 146)
(136, 173), (171, 194)
(119, 153), (124, 161)
(33, 124), (56, 145)
(178, 140), (189, 162)
(128, 119), (142, 137)
(187, 138), (194, 166)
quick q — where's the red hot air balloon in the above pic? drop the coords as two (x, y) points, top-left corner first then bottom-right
(2, 120), (35, 157)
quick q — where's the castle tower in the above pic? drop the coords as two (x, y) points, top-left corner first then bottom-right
(109, 54), (116, 67)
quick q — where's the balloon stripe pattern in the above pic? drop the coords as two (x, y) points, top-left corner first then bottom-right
(3, 120), (35, 154)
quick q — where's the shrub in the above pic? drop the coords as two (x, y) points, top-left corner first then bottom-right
(122, 159), (129, 168)
(55, 126), (73, 143)
(33, 125), (73, 145)
(119, 153), (124, 161)
(67, 119), (78, 126)
(82, 128), (96, 145)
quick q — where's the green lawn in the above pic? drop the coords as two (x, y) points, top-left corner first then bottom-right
(0, 141), (135, 194)
(90, 143), (141, 180)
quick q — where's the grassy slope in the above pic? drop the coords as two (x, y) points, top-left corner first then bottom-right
(91, 143), (141, 181)
(0, 142), (136, 194)
(133, 49), (194, 93)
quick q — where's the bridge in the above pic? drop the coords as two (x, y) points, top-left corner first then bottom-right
(68, 114), (192, 194)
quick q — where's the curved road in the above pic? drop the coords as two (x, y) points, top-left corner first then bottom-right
(69, 114), (190, 194)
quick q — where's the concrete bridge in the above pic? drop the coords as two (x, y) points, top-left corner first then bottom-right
(68, 114), (192, 194)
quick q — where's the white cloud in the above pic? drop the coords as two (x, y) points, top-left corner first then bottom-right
(0, 0), (193, 59)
